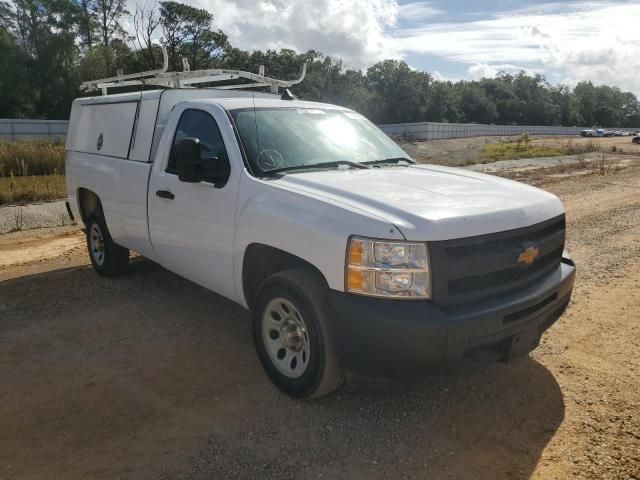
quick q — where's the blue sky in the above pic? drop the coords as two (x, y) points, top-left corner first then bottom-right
(171, 0), (640, 94)
(396, 0), (542, 79)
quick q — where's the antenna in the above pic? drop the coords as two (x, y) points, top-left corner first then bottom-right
(252, 73), (261, 170)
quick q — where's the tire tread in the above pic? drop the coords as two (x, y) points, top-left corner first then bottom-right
(86, 211), (129, 277)
(254, 268), (344, 399)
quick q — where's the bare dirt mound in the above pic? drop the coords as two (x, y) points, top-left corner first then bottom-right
(0, 226), (84, 268)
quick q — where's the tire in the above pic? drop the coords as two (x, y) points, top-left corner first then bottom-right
(86, 211), (129, 277)
(252, 268), (344, 399)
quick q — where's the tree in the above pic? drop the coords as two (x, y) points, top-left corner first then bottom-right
(0, 0), (13, 28)
(366, 60), (431, 124)
(5, 0), (80, 118)
(78, 39), (138, 81)
(620, 92), (640, 127)
(94, 0), (127, 47)
(76, 0), (97, 50)
(2, 0), (640, 125)
(458, 84), (498, 124)
(159, 0), (226, 71)
(574, 81), (597, 126)
(0, 26), (33, 117)
(551, 85), (582, 126)
(133, 1), (161, 69)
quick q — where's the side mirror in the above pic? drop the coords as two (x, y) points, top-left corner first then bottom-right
(174, 138), (231, 187)
(175, 138), (204, 183)
(206, 156), (231, 188)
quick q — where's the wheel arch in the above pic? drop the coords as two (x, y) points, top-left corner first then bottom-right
(242, 243), (329, 310)
(77, 188), (102, 225)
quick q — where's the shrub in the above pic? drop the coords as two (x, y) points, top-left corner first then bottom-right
(0, 139), (66, 177)
(0, 173), (66, 205)
(480, 143), (564, 162)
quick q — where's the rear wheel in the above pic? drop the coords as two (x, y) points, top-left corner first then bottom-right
(86, 212), (129, 276)
(252, 268), (344, 399)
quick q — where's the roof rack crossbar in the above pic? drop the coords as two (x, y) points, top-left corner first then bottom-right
(81, 45), (307, 95)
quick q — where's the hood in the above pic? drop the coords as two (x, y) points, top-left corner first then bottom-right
(275, 164), (564, 241)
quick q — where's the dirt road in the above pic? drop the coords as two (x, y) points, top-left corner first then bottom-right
(1, 168), (639, 479)
(400, 134), (640, 166)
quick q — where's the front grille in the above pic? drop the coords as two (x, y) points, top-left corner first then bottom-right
(448, 246), (563, 295)
(429, 215), (565, 305)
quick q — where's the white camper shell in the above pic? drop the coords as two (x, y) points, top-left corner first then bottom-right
(66, 89), (276, 163)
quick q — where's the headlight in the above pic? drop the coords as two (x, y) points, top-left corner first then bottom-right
(346, 237), (431, 299)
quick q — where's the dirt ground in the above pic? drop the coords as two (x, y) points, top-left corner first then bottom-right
(400, 134), (640, 166)
(1, 166), (639, 479)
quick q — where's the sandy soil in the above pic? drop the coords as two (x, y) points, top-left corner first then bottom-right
(0, 167), (639, 479)
(0, 226), (83, 267)
(400, 134), (640, 166)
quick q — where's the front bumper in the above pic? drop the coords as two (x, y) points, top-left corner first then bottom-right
(328, 257), (575, 377)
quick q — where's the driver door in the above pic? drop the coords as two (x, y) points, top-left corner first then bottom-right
(148, 106), (239, 301)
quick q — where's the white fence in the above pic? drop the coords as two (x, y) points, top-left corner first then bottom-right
(1, 118), (638, 142)
(377, 122), (636, 140)
(0, 119), (69, 140)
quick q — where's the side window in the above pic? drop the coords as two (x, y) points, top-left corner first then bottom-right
(167, 109), (229, 183)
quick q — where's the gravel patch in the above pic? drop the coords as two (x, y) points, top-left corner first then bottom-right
(463, 152), (602, 173)
(0, 200), (71, 234)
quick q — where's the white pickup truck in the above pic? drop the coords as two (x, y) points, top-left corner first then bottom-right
(65, 87), (575, 398)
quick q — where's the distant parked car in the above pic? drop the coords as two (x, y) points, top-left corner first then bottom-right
(622, 131), (632, 136)
(580, 129), (595, 137)
(594, 129), (614, 137)
(613, 131), (623, 136)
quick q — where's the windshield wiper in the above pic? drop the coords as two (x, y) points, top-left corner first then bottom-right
(362, 157), (415, 166)
(263, 160), (370, 176)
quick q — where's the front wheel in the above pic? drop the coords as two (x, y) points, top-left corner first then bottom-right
(252, 268), (344, 399)
(86, 212), (129, 276)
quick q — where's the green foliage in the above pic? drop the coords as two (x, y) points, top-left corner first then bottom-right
(0, 27), (32, 117)
(159, 1), (227, 71)
(0, 0), (639, 127)
(480, 136), (603, 162)
(1, 0), (80, 119)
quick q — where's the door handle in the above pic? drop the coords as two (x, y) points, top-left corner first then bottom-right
(156, 190), (175, 200)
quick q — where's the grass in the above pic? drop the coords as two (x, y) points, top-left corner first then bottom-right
(0, 174), (66, 205)
(0, 139), (66, 177)
(480, 143), (566, 162)
(0, 139), (67, 205)
(480, 134), (602, 163)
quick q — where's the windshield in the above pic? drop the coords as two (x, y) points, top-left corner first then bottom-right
(230, 107), (410, 175)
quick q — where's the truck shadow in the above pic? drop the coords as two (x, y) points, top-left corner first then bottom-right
(0, 260), (565, 480)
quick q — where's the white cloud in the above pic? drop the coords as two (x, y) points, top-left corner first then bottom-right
(397, 2), (442, 23)
(467, 63), (498, 80)
(394, 1), (640, 93)
(190, 0), (402, 68)
(127, 0), (640, 94)
(467, 62), (542, 80)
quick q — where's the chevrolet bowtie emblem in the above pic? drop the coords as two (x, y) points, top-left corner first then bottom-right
(518, 246), (540, 265)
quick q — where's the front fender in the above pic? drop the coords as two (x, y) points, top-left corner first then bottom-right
(233, 173), (404, 308)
